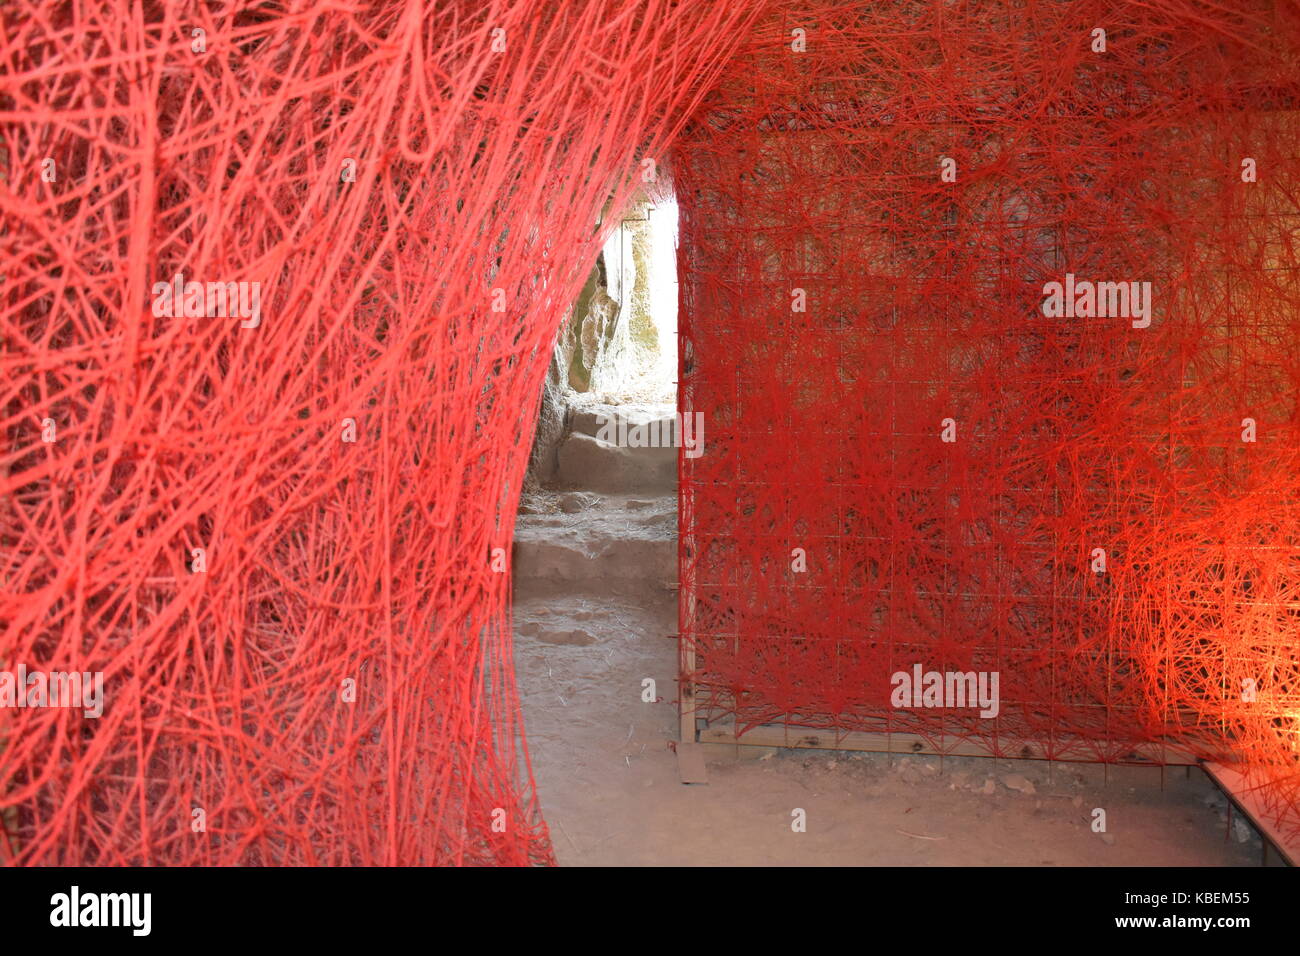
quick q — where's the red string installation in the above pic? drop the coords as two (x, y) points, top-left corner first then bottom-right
(1, 0), (761, 865)
(676, 0), (1300, 842)
(3, 0), (1299, 864)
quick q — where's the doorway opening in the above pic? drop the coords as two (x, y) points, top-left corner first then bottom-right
(510, 188), (684, 863)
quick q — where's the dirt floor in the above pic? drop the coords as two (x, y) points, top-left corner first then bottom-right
(514, 574), (1269, 868)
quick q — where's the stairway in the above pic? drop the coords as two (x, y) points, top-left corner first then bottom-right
(512, 402), (677, 593)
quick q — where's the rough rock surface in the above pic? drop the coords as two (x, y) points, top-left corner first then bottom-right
(556, 432), (676, 495)
(513, 493), (675, 590)
(523, 192), (672, 490)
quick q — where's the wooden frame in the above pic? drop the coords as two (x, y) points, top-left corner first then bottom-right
(694, 721), (1199, 765)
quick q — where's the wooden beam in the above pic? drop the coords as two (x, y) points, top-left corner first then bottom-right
(699, 723), (1199, 766)
(679, 642), (697, 744)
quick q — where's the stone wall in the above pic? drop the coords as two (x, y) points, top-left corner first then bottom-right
(524, 194), (666, 488)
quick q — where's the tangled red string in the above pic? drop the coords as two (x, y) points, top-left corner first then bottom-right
(677, 0), (1300, 841)
(3, 0), (1299, 865)
(1, 0), (760, 865)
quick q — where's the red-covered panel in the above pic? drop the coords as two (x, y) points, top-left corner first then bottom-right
(677, 0), (1300, 839)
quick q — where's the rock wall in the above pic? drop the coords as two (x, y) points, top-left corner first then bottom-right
(524, 195), (664, 488)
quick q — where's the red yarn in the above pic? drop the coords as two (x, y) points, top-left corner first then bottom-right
(1, 0), (761, 865)
(677, 0), (1300, 841)
(3, 0), (1299, 865)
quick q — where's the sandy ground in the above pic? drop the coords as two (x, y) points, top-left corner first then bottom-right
(513, 578), (1268, 867)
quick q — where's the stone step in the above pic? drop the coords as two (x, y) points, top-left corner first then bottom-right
(570, 401), (677, 439)
(512, 494), (676, 590)
(556, 431), (676, 494)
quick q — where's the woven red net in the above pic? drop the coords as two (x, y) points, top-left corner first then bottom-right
(677, 0), (1300, 841)
(3, 0), (1299, 866)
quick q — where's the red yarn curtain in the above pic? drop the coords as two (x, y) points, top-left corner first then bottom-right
(677, 0), (1300, 840)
